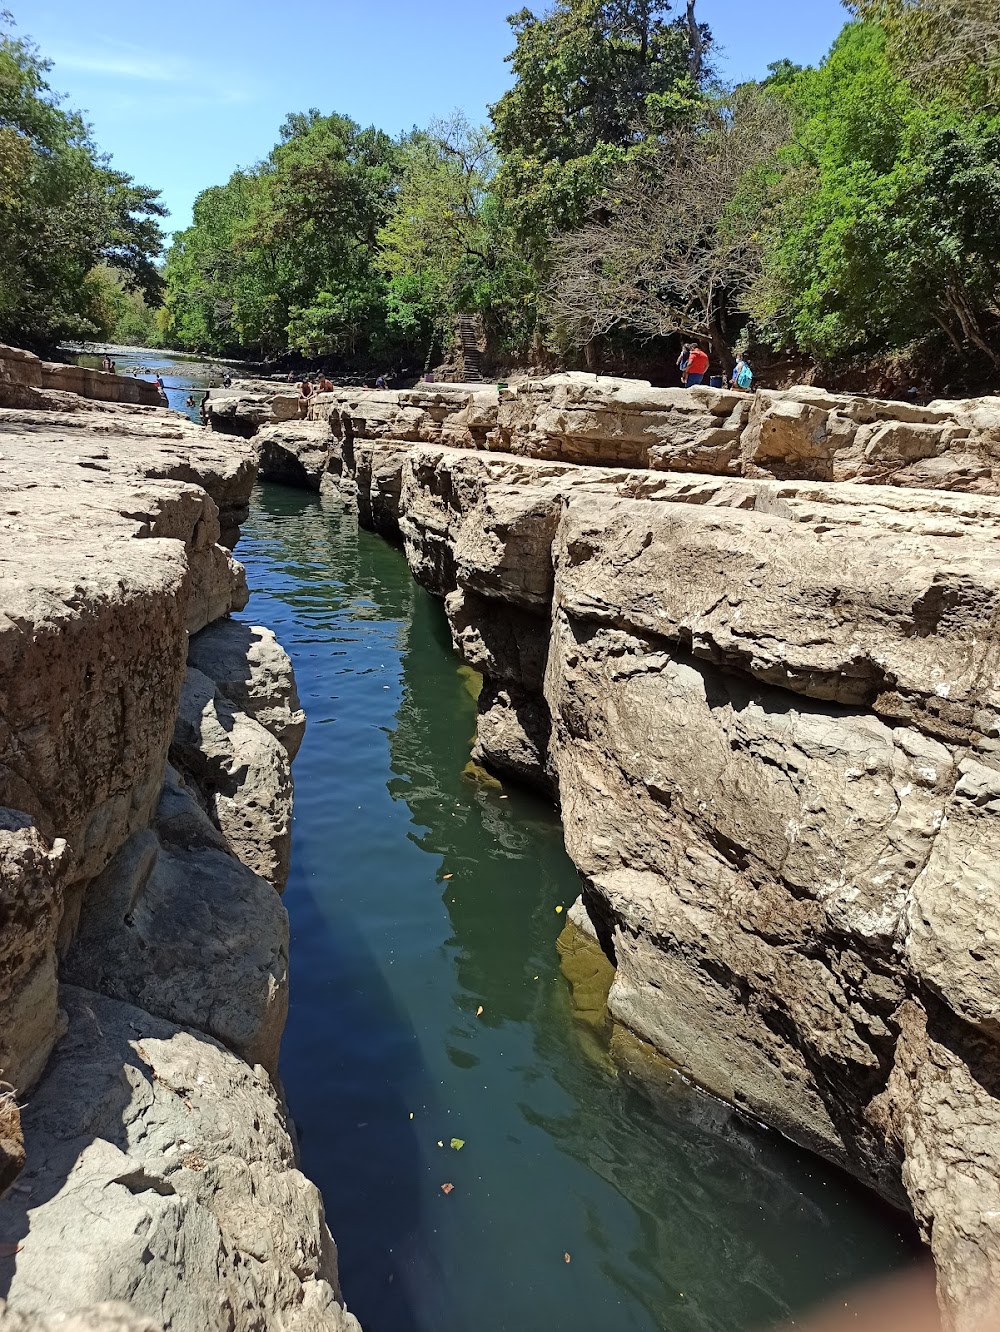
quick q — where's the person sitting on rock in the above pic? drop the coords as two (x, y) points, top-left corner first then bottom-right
(684, 343), (709, 387)
(297, 379), (314, 418)
(375, 373), (387, 389)
(316, 375), (334, 393)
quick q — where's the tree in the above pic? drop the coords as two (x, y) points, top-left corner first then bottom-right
(545, 85), (791, 365)
(848, 0), (1000, 101)
(162, 111), (401, 359)
(749, 21), (1000, 370)
(490, 0), (709, 251)
(0, 12), (165, 350)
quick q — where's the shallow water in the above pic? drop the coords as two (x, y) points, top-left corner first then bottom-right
(68, 344), (229, 421)
(232, 482), (914, 1332)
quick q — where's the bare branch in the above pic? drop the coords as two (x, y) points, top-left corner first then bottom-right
(545, 88), (791, 348)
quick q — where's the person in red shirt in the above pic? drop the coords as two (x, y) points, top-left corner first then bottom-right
(685, 344), (710, 385)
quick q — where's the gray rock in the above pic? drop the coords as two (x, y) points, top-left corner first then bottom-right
(0, 1301), (162, 1331)
(0, 988), (360, 1332)
(171, 667), (294, 891)
(255, 422), (334, 490)
(188, 621), (306, 760)
(63, 770), (288, 1076)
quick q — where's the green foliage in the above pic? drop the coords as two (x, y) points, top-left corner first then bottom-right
(162, 112), (400, 359)
(749, 22), (1000, 368)
(490, 0), (706, 250)
(87, 266), (161, 347)
(0, 12), (164, 351)
(848, 0), (1000, 103)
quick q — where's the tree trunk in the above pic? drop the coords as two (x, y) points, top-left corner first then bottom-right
(686, 1), (705, 83)
(707, 283), (732, 380)
(946, 287), (1000, 371)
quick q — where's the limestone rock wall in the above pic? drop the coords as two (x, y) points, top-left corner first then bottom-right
(239, 370), (1000, 498)
(0, 345), (162, 410)
(247, 373), (1000, 1330)
(0, 370), (358, 1332)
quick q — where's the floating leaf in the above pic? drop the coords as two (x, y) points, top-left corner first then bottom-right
(437, 1140), (444, 1148)
(443, 873), (453, 880)
(476, 1005), (484, 1017)
(564, 1252), (572, 1264)
(408, 1112), (414, 1120)
(555, 905), (564, 914)
(450, 1138), (465, 1151)
(441, 1182), (454, 1195)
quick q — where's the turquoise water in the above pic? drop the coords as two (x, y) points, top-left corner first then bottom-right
(234, 482), (914, 1332)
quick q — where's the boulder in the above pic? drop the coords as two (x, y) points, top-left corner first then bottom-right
(187, 621), (306, 760)
(0, 988), (360, 1332)
(171, 667), (294, 891)
(352, 440), (410, 538)
(63, 770), (288, 1076)
(256, 422), (334, 491)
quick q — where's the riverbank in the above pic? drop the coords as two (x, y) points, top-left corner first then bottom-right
(0, 344), (359, 1331)
(236, 371), (1000, 1331)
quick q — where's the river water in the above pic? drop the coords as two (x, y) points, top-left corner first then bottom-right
(69, 345), (231, 421)
(233, 482), (914, 1332)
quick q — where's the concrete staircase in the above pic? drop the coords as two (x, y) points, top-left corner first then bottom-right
(456, 315), (484, 383)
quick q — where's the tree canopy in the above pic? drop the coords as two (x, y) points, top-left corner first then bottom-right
(13, 0), (1000, 386)
(0, 11), (164, 351)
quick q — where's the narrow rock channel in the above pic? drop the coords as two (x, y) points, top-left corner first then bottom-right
(235, 481), (912, 1332)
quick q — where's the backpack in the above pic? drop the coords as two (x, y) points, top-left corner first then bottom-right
(736, 364), (753, 390)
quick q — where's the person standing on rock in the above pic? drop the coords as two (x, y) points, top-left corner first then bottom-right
(731, 354), (753, 392)
(677, 342), (691, 387)
(685, 343), (709, 387)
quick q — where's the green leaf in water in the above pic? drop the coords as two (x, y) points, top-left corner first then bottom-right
(450, 1137), (465, 1151)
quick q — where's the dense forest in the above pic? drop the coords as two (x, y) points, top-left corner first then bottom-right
(3, 0), (1000, 386)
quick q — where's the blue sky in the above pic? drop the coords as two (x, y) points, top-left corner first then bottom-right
(20, 0), (848, 236)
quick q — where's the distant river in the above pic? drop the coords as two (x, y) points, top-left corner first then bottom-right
(233, 483), (916, 1332)
(67, 343), (235, 422)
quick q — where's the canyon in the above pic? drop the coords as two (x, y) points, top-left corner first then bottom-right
(0, 346), (356, 1332)
(3, 342), (1000, 1330)
(218, 371), (1000, 1332)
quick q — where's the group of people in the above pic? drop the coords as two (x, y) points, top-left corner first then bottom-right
(677, 342), (755, 393)
(296, 373), (337, 415)
(101, 354), (117, 374)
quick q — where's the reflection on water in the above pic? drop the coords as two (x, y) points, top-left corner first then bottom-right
(235, 482), (913, 1332)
